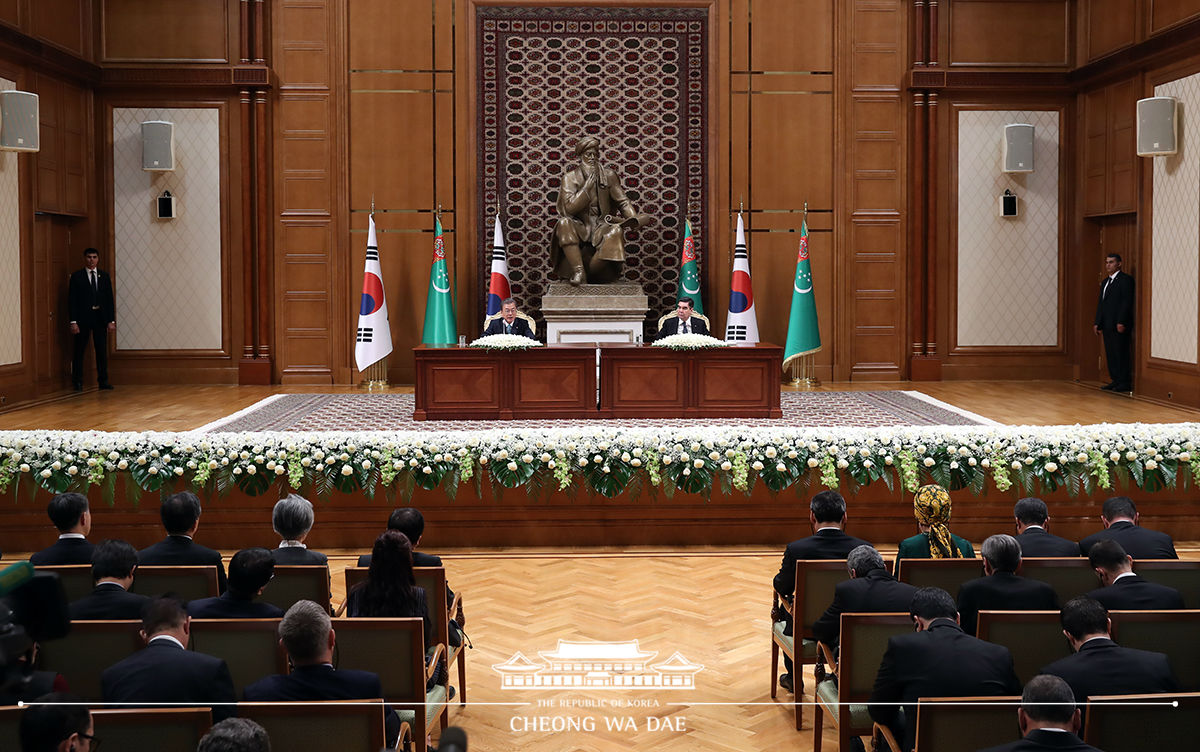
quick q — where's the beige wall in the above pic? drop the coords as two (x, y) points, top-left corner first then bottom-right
(956, 110), (1061, 347)
(112, 107), (222, 351)
(1150, 72), (1200, 365)
(0, 77), (20, 366)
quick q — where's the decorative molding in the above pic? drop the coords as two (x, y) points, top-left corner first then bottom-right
(100, 65), (271, 88)
(1071, 15), (1200, 87)
(909, 68), (1070, 91)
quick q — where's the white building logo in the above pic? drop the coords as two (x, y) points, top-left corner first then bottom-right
(492, 639), (704, 690)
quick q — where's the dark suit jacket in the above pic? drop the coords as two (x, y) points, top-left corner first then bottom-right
(656, 315), (709, 340)
(773, 528), (873, 597)
(101, 637), (236, 722)
(30, 536), (95, 566)
(1040, 637), (1177, 703)
(1016, 527), (1081, 558)
(270, 546), (329, 565)
(483, 316), (536, 339)
(811, 569), (918, 645)
(979, 729), (1103, 752)
(68, 268), (115, 325)
(869, 619), (1021, 752)
(957, 572), (1059, 636)
(244, 664), (400, 746)
(69, 582), (152, 620)
(186, 592), (285, 619)
(1094, 271), (1134, 331)
(1086, 574), (1185, 611)
(357, 550), (442, 569)
(138, 535), (228, 592)
(1078, 521), (1177, 559)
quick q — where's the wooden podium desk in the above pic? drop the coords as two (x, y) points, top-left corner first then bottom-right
(599, 343), (783, 418)
(413, 344), (596, 420)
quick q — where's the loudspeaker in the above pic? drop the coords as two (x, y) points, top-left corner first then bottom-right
(1002, 123), (1035, 173)
(1136, 96), (1178, 157)
(141, 120), (175, 171)
(0, 91), (39, 152)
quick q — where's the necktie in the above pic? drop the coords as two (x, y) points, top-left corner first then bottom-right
(505, 322), (512, 335)
(682, 320), (689, 334)
(90, 271), (98, 293)
(1103, 278), (1111, 298)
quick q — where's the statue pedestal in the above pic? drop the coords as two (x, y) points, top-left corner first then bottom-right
(542, 282), (649, 344)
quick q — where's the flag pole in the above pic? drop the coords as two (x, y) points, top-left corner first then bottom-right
(360, 196), (390, 390)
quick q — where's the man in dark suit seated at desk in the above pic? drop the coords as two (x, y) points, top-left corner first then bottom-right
(1085, 540), (1184, 610)
(188, 548), (285, 619)
(138, 491), (228, 593)
(482, 297), (536, 339)
(811, 545), (917, 647)
(979, 674), (1104, 752)
(30, 492), (95, 566)
(656, 297), (708, 339)
(1012, 497), (1081, 557)
(1078, 496), (1177, 559)
(68, 539), (151, 620)
(244, 600), (402, 747)
(956, 534), (1058, 636)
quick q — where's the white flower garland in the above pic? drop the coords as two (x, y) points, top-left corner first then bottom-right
(469, 333), (543, 350)
(651, 333), (729, 350)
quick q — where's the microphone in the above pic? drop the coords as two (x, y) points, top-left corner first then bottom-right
(437, 726), (467, 752)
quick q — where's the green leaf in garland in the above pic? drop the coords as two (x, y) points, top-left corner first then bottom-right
(441, 467), (459, 501)
(102, 471), (117, 506)
(235, 469), (272, 496)
(399, 470), (415, 503)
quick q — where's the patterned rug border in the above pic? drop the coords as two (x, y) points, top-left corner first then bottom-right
(199, 390), (997, 433)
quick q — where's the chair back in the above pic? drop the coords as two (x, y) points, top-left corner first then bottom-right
(911, 696), (1021, 752)
(414, 567), (450, 650)
(36, 620), (143, 700)
(239, 701), (387, 752)
(93, 707), (212, 752)
(131, 565), (220, 601)
(189, 619), (288, 697)
(794, 560), (854, 640)
(895, 558), (984, 596)
(0, 706), (21, 752)
(838, 613), (914, 703)
(483, 309), (538, 335)
(344, 566), (368, 597)
(333, 617), (427, 705)
(261, 565), (332, 614)
(31, 564), (93, 601)
(1110, 609), (1200, 691)
(1018, 558), (1096, 603)
(1084, 693), (1200, 751)
(1132, 560), (1200, 607)
(976, 610), (1069, 684)
(656, 310), (711, 332)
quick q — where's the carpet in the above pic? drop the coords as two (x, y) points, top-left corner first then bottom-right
(197, 391), (997, 433)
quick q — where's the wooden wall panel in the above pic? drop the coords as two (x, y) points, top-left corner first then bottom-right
(100, 0), (230, 62)
(33, 74), (61, 213)
(1083, 0), (1139, 62)
(348, 0), (434, 71)
(749, 0), (831, 71)
(0, 0), (19, 29)
(1082, 88), (1107, 215)
(1149, 0), (1200, 33)
(30, 0), (87, 59)
(748, 93), (832, 209)
(348, 87), (435, 209)
(948, 0), (1071, 67)
(1106, 78), (1138, 213)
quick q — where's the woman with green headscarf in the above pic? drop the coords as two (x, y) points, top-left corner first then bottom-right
(896, 484), (975, 567)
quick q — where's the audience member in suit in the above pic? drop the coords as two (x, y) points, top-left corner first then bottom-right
(1040, 596), (1177, 705)
(772, 490), (872, 693)
(30, 492), (95, 566)
(196, 718), (271, 752)
(187, 548), (285, 619)
(895, 484), (975, 571)
(868, 587), (1021, 752)
(1012, 497), (1082, 557)
(1084, 539), (1184, 610)
(357, 506), (445, 569)
(655, 297), (708, 340)
(270, 493), (328, 565)
(68, 539), (152, 620)
(244, 600), (402, 747)
(138, 491), (228, 592)
(1077, 496), (1176, 559)
(978, 674), (1104, 752)
(68, 246), (116, 391)
(957, 534), (1059, 636)
(1093, 252), (1134, 392)
(18, 692), (94, 752)
(482, 297), (537, 339)
(101, 597), (237, 722)
(811, 545), (918, 647)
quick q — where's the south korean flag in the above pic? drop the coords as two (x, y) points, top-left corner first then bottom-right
(355, 214), (393, 371)
(724, 212), (760, 343)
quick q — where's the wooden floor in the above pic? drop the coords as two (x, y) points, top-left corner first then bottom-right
(2, 379), (1199, 431)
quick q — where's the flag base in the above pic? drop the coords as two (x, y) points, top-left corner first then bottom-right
(788, 354), (821, 388)
(358, 357), (390, 390)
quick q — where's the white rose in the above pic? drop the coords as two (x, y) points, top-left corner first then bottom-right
(968, 457), (977, 467)
(541, 453), (552, 463)
(548, 460), (557, 469)
(1110, 452), (1121, 462)
(807, 458), (820, 468)
(923, 457), (935, 467)
(579, 457), (589, 467)
(232, 467), (242, 475)
(301, 457), (312, 467)
(662, 455), (673, 465)
(949, 461), (959, 470)
(40, 469), (51, 478)
(19, 463), (29, 472)
(409, 458), (419, 467)
(1044, 462), (1058, 473)
(981, 458), (990, 468)
(67, 465), (78, 475)
(274, 466), (285, 475)
(693, 459), (704, 469)
(776, 462), (787, 473)
(1145, 459), (1158, 470)
(836, 459), (849, 469)
(787, 450), (798, 459)
(765, 447), (777, 459)
(1180, 452), (1192, 462)
(507, 461), (519, 471)
(422, 466), (433, 474)
(885, 456), (894, 466)
(721, 461), (732, 471)
(176, 467), (186, 476)
(630, 458), (641, 467)
(752, 461), (764, 471)
(246, 465), (257, 475)
(1125, 451), (1137, 461)
(117, 460), (129, 470)
(682, 468), (691, 476)
(680, 452), (691, 463)
(1011, 461), (1022, 470)
(208, 460), (218, 470)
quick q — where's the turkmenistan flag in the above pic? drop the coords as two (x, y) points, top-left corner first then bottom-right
(783, 218), (821, 370)
(422, 216), (458, 345)
(677, 219), (704, 315)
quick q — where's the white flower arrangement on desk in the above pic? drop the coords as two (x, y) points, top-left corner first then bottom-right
(1, 422), (1199, 505)
(651, 333), (729, 350)
(468, 334), (543, 350)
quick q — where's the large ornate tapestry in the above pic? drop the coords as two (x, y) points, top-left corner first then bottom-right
(476, 6), (709, 332)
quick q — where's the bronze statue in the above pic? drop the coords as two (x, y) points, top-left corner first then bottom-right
(551, 137), (652, 285)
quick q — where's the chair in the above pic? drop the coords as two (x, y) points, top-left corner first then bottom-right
(261, 565), (332, 613)
(414, 567), (467, 706)
(31, 564), (93, 602)
(130, 565), (220, 601)
(655, 310), (711, 335)
(1131, 560), (1200, 607)
(333, 617), (448, 747)
(35, 620), (143, 700)
(344, 565), (368, 595)
(975, 610), (1071, 684)
(0, 705), (22, 752)
(483, 309), (538, 335)
(874, 696), (1020, 752)
(1083, 693), (1200, 751)
(189, 618), (288, 697)
(92, 707), (212, 752)
(812, 612), (912, 752)
(1110, 609), (1200, 691)
(1017, 558), (1096, 603)
(239, 700), (404, 752)
(894, 558), (984, 595)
